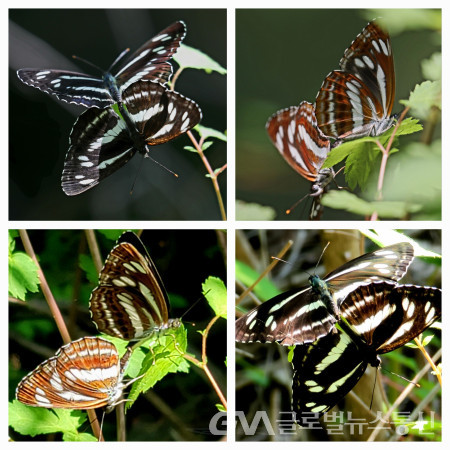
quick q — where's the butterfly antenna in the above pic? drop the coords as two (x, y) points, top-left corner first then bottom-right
(314, 242), (330, 273)
(129, 153), (179, 195)
(144, 152), (179, 178)
(369, 367), (378, 410)
(286, 192), (310, 215)
(72, 55), (105, 74)
(108, 48), (130, 73)
(180, 295), (205, 321)
(381, 367), (420, 387)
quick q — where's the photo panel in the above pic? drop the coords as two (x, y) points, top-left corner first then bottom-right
(236, 9), (441, 220)
(9, 229), (227, 441)
(10, 9), (227, 220)
(235, 229), (441, 440)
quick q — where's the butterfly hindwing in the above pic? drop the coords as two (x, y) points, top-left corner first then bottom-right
(292, 281), (441, 424)
(61, 107), (136, 195)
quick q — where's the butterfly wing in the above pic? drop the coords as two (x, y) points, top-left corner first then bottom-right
(266, 102), (330, 182)
(315, 21), (395, 139)
(115, 21), (186, 91)
(339, 21), (395, 120)
(90, 232), (172, 341)
(325, 242), (414, 306)
(17, 69), (113, 108)
(16, 337), (123, 409)
(341, 282), (441, 354)
(61, 107), (136, 196)
(292, 330), (367, 425)
(235, 286), (339, 346)
(121, 80), (202, 146)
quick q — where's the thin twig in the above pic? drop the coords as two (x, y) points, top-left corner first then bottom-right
(236, 240), (293, 306)
(18, 230), (104, 441)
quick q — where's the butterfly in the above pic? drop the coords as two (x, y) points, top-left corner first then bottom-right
(266, 101), (334, 220)
(16, 336), (131, 411)
(235, 242), (414, 346)
(17, 21), (186, 108)
(90, 231), (180, 341)
(315, 21), (396, 140)
(61, 80), (202, 195)
(292, 281), (441, 425)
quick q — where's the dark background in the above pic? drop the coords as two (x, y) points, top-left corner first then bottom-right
(9, 229), (227, 441)
(236, 9), (441, 220)
(10, 9), (227, 220)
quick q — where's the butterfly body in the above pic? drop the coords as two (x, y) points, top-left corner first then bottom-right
(17, 21), (186, 108)
(16, 337), (130, 410)
(61, 80), (201, 195)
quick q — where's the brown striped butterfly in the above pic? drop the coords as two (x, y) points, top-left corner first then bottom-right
(90, 231), (181, 341)
(315, 21), (396, 140)
(16, 336), (131, 411)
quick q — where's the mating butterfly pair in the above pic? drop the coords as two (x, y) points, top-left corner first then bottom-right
(17, 21), (202, 195)
(266, 21), (396, 218)
(16, 232), (179, 410)
(236, 242), (441, 424)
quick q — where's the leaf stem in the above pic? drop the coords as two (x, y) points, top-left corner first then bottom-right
(187, 130), (227, 220)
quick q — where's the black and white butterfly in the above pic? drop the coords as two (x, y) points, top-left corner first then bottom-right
(235, 242), (414, 346)
(292, 281), (441, 425)
(90, 231), (180, 341)
(17, 21), (186, 108)
(61, 80), (201, 195)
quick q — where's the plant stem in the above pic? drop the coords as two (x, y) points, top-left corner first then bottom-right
(18, 230), (104, 441)
(187, 130), (227, 220)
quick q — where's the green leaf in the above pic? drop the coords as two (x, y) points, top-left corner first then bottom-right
(8, 234), (40, 300)
(78, 253), (98, 285)
(196, 125), (227, 142)
(236, 200), (276, 220)
(360, 231), (442, 260)
(323, 119), (422, 190)
(216, 404), (226, 412)
(202, 276), (227, 319)
(125, 325), (189, 409)
(9, 401), (93, 440)
(421, 52), (441, 81)
(174, 44), (226, 74)
(400, 81), (441, 119)
(321, 190), (422, 219)
(235, 260), (280, 301)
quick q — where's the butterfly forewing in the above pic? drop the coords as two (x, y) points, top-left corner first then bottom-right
(291, 281), (441, 424)
(17, 21), (186, 108)
(90, 232), (178, 341)
(235, 284), (339, 346)
(16, 337), (128, 409)
(315, 21), (395, 140)
(235, 242), (414, 346)
(61, 108), (136, 195)
(115, 21), (186, 90)
(17, 70), (112, 108)
(325, 242), (414, 305)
